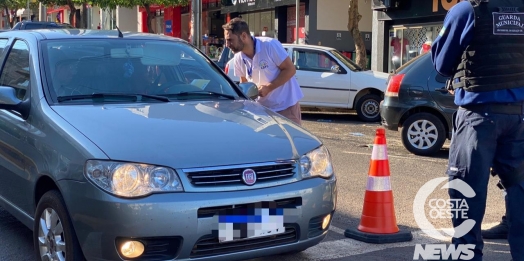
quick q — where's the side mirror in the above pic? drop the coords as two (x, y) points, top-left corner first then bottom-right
(238, 82), (259, 100)
(0, 86), (22, 106)
(330, 65), (341, 73)
(0, 86), (30, 119)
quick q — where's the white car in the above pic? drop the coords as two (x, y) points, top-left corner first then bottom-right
(225, 44), (389, 122)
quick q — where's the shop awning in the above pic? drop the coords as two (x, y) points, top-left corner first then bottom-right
(47, 6), (69, 14)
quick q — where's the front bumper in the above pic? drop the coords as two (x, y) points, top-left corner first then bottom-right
(58, 176), (337, 261)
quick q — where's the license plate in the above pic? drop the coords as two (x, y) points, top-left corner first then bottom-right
(216, 203), (286, 243)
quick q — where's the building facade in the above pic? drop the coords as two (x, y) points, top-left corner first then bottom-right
(221, 0), (373, 57)
(370, 0), (460, 73)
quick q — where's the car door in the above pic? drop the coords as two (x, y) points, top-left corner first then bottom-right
(428, 70), (458, 113)
(0, 39), (37, 212)
(291, 48), (351, 108)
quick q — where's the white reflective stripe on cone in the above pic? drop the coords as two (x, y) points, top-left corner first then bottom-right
(366, 176), (392, 191)
(371, 144), (388, 160)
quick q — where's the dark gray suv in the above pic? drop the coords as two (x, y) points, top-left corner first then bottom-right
(380, 52), (457, 156)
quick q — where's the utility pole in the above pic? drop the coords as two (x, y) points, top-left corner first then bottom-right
(295, 0), (299, 44)
(191, 0), (202, 51)
(26, 0), (31, 21)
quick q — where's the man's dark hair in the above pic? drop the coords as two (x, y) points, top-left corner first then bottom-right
(222, 18), (250, 35)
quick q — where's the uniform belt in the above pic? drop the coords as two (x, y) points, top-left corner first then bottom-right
(459, 102), (523, 115)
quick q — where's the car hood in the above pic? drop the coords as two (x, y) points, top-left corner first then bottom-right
(51, 100), (322, 168)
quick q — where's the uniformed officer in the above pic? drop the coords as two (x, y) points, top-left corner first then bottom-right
(431, 0), (524, 260)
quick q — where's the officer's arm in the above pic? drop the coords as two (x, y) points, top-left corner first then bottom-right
(431, 1), (475, 77)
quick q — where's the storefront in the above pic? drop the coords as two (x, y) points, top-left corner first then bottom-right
(221, 0), (307, 44)
(371, 0), (460, 73)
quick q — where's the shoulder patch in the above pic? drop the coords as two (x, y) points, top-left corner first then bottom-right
(439, 26), (447, 36)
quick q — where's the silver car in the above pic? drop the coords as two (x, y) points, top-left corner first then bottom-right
(0, 29), (337, 261)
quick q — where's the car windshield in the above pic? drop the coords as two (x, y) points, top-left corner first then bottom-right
(41, 39), (240, 103)
(329, 50), (363, 71)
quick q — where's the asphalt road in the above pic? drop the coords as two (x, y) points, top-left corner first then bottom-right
(0, 111), (511, 261)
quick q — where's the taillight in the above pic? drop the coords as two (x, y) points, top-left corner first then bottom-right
(225, 63), (229, 74)
(385, 74), (405, 97)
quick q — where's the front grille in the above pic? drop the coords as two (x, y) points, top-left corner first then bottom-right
(197, 197), (302, 218)
(190, 225), (299, 258)
(183, 161), (296, 187)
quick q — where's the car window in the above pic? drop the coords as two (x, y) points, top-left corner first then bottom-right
(329, 50), (362, 71)
(24, 23), (45, 30)
(0, 40), (30, 100)
(395, 52), (429, 74)
(41, 39), (240, 102)
(0, 38), (9, 55)
(292, 49), (339, 72)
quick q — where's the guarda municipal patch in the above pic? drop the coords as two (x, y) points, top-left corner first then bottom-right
(493, 12), (524, 35)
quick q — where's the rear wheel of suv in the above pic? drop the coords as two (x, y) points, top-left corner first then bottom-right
(356, 94), (382, 122)
(401, 113), (446, 156)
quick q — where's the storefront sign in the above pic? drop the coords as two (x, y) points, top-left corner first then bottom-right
(165, 20), (172, 33)
(432, 0), (459, 13)
(222, 0), (296, 14)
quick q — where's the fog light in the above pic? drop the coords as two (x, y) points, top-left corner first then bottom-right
(120, 240), (145, 258)
(322, 214), (331, 230)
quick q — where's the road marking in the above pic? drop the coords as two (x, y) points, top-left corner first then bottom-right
(329, 225), (346, 235)
(306, 223), (507, 260)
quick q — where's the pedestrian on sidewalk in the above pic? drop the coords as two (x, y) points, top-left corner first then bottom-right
(222, 18), (304, 125)
(431, 0), (524, 261)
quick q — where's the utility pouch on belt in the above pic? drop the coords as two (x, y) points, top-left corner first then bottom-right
(446, 78), (454, 91)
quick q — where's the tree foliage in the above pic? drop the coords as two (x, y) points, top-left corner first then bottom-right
(347, 0), (367, 69)
(0, 0), (38, 27)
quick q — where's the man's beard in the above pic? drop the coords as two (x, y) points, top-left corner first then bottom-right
(229, 41), (245, 53)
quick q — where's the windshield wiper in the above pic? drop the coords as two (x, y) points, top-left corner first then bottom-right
(167, 90), (236, 100)
(57, 93), (170, 102)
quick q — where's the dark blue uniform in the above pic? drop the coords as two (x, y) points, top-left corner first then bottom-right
(432, 1), (524, 261)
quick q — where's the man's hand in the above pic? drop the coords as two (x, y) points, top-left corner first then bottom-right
(257, 84), (275, 97)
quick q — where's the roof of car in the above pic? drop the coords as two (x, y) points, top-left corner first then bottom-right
(281, 43), (336, 51)
(0, 29), (186, 42)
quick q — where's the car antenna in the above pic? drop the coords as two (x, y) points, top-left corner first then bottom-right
(115, 25), (123, 38)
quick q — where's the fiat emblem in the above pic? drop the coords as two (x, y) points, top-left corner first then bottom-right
(242, 169), (257, 186)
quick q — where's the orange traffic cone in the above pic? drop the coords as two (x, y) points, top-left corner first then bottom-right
(345, 128), (412, 243)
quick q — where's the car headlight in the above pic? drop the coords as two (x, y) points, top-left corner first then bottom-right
(85, 160), (183, 198)
(300, 145), (334, 179)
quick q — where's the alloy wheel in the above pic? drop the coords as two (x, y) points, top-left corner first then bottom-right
(38, 208), (67, 261)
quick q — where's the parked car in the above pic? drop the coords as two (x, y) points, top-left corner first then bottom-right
(225, 44), (389, 122)
(380, 52), (457, 156)
(11, 21), (75, 30)
(214, 46), (234, 70)
(0, 29), (337, 261)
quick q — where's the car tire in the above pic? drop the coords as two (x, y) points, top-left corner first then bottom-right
(401, 112), (446, 156)
(34, 190), (85, 261)
(356, 94), (382, 122)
